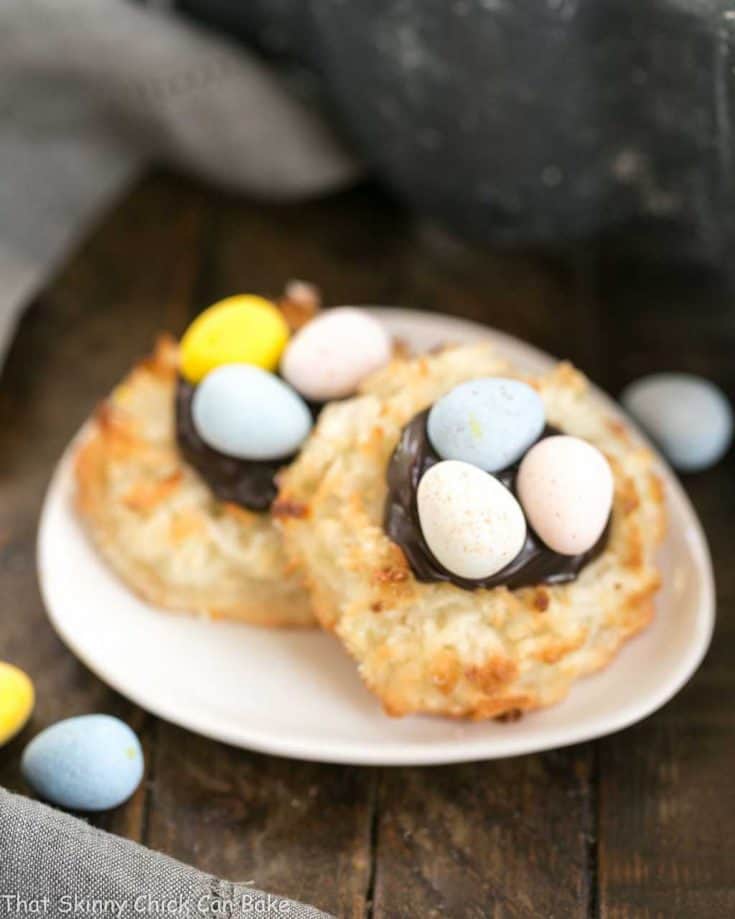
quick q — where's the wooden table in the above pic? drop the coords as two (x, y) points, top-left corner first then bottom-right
(1, 172), (734, 918)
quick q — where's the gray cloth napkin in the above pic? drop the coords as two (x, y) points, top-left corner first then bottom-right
(0, 0), (358, 367)
(0, 787), (334, 918)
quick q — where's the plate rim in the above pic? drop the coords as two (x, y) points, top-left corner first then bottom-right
(37, 309), (716, 765)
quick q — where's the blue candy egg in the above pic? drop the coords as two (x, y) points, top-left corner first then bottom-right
(621, 373), (733, 472)
(428, 378), (545, 472)
(192, 363), (312, 461)
(21, 715), (144, 812)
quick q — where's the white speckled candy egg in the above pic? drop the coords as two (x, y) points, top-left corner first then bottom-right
(428, 378), (545, 472)
(280, 307), (392, 401)
(192, 364), (312, 461)
(417, 460), (526, 579)
(517, 435), (613, 556)
(21, 715), (144, 812)
(621, 373), (732, 472)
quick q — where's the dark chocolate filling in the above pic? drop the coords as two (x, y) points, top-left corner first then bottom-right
(175, 377), (290, 512)
(384, 410), (610, 591)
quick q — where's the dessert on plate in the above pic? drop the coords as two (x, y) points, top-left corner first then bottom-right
(277, 344), (665, 717)
(74, 283), (393, 627)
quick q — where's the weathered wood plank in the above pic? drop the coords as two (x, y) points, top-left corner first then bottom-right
(200, 184), (408, 309)
(366, 242), (600, 919)
(398, 231), (591, 364)
(4, 168), (734, 918)
(131, 182), (409, 916)
(593, 261), (735, 917)
(372, 751), (594, 919)
(184, 193), (605, 918)
(147, 724), (374, 917)
(0, 172), (208, 841)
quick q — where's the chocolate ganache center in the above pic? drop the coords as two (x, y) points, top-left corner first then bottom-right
(384, 410), (610, 590)
(176, 377), (290, 512)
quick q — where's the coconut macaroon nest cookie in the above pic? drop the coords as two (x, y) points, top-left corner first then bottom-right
(277, 344), (666, 718)
(74, 284), (394, 627)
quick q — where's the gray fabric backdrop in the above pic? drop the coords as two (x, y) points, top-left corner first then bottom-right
(0, 0), (358, 367)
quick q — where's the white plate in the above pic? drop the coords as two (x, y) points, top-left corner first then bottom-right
(37, 310), (715, 765)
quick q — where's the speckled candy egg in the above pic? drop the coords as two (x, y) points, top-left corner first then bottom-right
(0, 662), (34, 747)
(621, 373), (732, 472)
(21, 715), (144, 812)
(417, 460), (526, 579)
(428, 377), (545, 472)
(280, 307), (392, 401)
(180, 294), (289, 384)
(192, 364), (312, 460)
(517, 435), (613, 556)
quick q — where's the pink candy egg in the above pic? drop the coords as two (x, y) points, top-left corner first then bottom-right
(280, 308), (392, 401)
(517, 435), (613, 556)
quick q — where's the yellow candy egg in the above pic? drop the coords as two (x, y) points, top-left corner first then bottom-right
(0, 662), (34, 746)
(180, 295), (289, 383)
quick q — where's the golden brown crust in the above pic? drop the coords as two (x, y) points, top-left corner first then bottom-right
(74, 336), (315, 627)
(277, 344), (666, 717)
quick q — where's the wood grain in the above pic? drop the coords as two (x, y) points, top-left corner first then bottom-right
(197, 189), (601, 917)
(0, 173), (208, 843)
(147, 724), (373, 917)
(372, 752), (595, 918)
(1, 170), (733, 917)
(200, 185), (408, 308)
(592, 257), (735, 918)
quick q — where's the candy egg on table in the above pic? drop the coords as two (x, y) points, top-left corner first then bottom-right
(0, 662), (34, 747)
(180, 294), (290, 383)
(417, 460), (526, 580)
(517, 435), (613, 556)
(192, 363), (312, 461)
(428, 377), (545, 472)
(280, 307), (392, 401)
(21, 714), (144, 812)
(621, 373), (732, 472)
